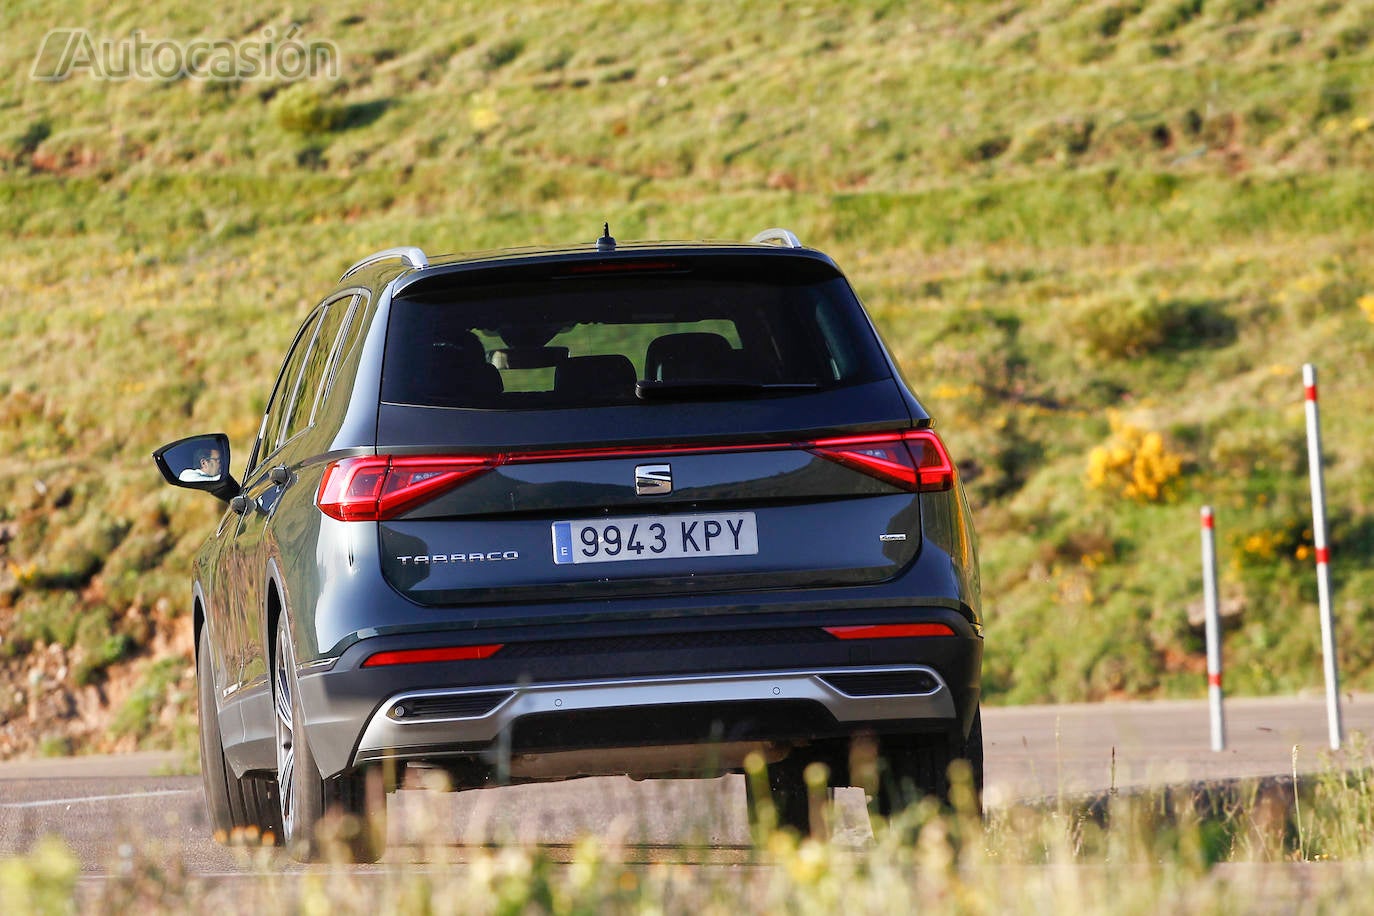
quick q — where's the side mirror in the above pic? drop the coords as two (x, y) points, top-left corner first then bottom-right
(152, 433), (240, 503)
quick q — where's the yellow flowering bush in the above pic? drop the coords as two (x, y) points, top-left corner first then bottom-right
(1241, 530), (1281, 562)
(1086, 412), (1184, 503)
(1358, 293), (1374, 324)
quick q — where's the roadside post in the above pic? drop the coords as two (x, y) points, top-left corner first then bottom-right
(1200, 506), (1225, 751)
(1303, 363), (1343, 751)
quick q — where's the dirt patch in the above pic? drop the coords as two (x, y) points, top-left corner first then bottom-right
(0, 599), (193, 760)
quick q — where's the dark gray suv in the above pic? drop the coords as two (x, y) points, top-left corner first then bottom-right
(155, 227), (982, 861)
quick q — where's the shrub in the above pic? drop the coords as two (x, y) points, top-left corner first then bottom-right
(1087, 412), (1185, 503)
(1095, 2), (1143, 39)
(1219, 0), (1271, 22)
(271, 83), (346, 135)
(12, 592), (81, 649)
(72, 609), (134, 686)
(1014, 116), (1096, 162)
(32, 514), (129, 590)
(1316, 78), (1354, 120)
(1151, 0), (1205, 36)
(963, 133), (1011, 163)
(1232, 515), (1311, 569)
(110, 657), (186, 742)
(1208, 422), (1305, 479)
(0, 119), (51, 166)
(0, 837), (77, 912)
(1066, 292), (1230, 360)
(482, 38), (525, 72)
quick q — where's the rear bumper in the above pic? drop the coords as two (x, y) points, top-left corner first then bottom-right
(294, 606), (981, 779)
(355, 665), (954, 765)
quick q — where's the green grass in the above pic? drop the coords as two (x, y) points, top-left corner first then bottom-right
(2, 0), (1374, 757)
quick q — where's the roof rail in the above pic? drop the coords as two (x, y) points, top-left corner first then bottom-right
(750, 227), (803, 249)
(339, 246), (429, 282)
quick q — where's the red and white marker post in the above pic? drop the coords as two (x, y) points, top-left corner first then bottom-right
(1303, 363), (1343, 751)
(1200, 505), (1225, 751)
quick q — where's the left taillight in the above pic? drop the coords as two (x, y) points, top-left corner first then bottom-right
(317, 455), (497, 521)
(809, 429), (955, 492)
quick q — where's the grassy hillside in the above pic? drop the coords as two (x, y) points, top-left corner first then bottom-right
(1, 0), (1374, 756)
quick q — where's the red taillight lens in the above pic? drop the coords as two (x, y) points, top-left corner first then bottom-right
(824, 624), (956, 639)
(361, 644), (504, 668)
(809, 429), (955, 492)
(317, 455), (496, 521)
(318, 429), (952, 521)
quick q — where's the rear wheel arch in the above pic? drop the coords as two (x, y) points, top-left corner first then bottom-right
(192, 582), (209, 651)
(192, 587), (214, 701)
(263, 554), (294, 677)
(265, 576), (284, 697)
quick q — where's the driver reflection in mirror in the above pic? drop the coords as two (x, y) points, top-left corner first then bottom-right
(179, 447), (223, 482)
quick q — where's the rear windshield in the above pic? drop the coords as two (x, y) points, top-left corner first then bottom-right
(382, 260), (889, 410)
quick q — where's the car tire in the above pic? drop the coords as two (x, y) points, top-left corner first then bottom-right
(746, 753), (835, 838)
(274, 615), (385, 863)
(242, 775), (285, 844)
(875, 706), (984, 820)
(961, 705), (985, 815)
(197, 632), (252, 842)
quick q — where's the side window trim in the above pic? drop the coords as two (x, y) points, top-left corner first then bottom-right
(244, 305), (327, 478)
(272, 311), (329, 455)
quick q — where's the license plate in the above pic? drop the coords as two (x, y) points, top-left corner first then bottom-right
(552, 512), (758, 565)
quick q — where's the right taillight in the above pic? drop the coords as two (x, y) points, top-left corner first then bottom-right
(317, 455), (497, 521)
(809, 429), (955, 492)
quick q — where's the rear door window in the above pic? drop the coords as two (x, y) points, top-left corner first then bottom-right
(278, 295), (353, 446)
(251, 307), (324, 472)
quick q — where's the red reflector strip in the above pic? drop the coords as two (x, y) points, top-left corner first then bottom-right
(1315, 546), (1331, 565)
(824, 624), (955, 640)
(361, 644), (503, 668)
(1305, 383), (1318, 402)
(1208, 672), (1222, 688)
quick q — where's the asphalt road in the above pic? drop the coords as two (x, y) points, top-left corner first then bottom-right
(1, 693), (1370, 874)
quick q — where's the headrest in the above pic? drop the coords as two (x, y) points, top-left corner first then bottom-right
(644, 332), (737, 381)
(554, 354), (638, 397)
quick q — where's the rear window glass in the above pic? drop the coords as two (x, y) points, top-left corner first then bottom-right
(382, 264), (889, 410)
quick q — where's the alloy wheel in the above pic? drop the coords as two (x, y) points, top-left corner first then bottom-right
(274, 629), (297, 842)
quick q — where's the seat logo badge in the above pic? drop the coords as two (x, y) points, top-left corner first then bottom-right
(635, 464), (672, 496)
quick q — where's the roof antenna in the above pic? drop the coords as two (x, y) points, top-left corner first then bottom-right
(596, 222), (616, 252)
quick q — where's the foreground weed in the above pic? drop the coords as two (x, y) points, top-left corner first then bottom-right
(6, 754), (1374, 915)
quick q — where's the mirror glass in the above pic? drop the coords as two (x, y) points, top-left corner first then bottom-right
(153, 433), (231, 491)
